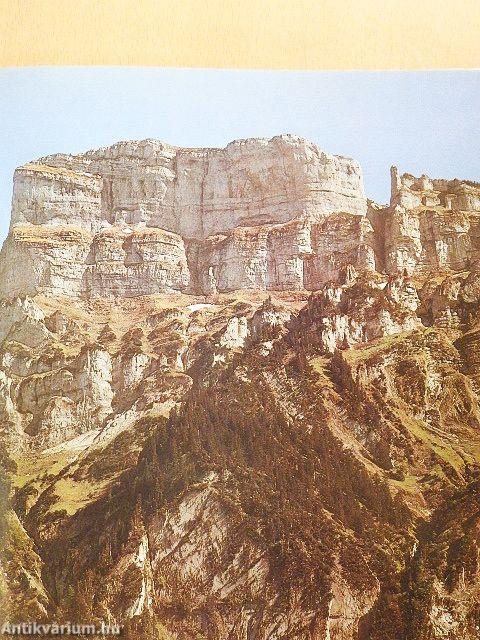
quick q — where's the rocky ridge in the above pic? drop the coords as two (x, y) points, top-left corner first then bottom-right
(1, 136), (480, 640)
(1, 136), (478, 301)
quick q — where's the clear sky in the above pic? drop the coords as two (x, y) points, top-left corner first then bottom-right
(0, 68), (479, 244)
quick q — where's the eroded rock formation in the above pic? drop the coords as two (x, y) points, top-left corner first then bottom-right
(0, 136), (369, 298)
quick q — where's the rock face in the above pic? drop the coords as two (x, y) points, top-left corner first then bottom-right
(2, 135), (480, 640)
(1, 135), (370, 298)
(386, 166), (480, 275)
(13, 136), (367, 235)
(2, 138), (480, 301)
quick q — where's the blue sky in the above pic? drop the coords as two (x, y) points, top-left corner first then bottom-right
(0, 68), (479, 244)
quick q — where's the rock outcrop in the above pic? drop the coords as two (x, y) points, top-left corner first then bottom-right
(15, 136), (367, 234)
(2, 138), (479, 301)
(386, 166), (480, 275)
(1, 135), (372, 298)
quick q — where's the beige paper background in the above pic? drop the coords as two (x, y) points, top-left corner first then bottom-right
(0, 0), (479, 70)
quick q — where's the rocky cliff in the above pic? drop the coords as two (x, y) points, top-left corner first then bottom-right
(1, 136), (480, 640)
(0, 136), (369, 298)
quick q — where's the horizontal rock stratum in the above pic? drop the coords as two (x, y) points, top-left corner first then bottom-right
(2, 134), (478, 299)
(2, 134), (480, 640)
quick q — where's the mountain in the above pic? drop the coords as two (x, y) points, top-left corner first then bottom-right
(1, 135), (479, 639)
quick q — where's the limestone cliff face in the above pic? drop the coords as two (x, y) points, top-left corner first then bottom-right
(386, 166), (480, 275)
(2, 135), (480, 640)
(1, 135), (370, 298)
(21, 136), (367, 235)
(2, 137), (479, 301)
